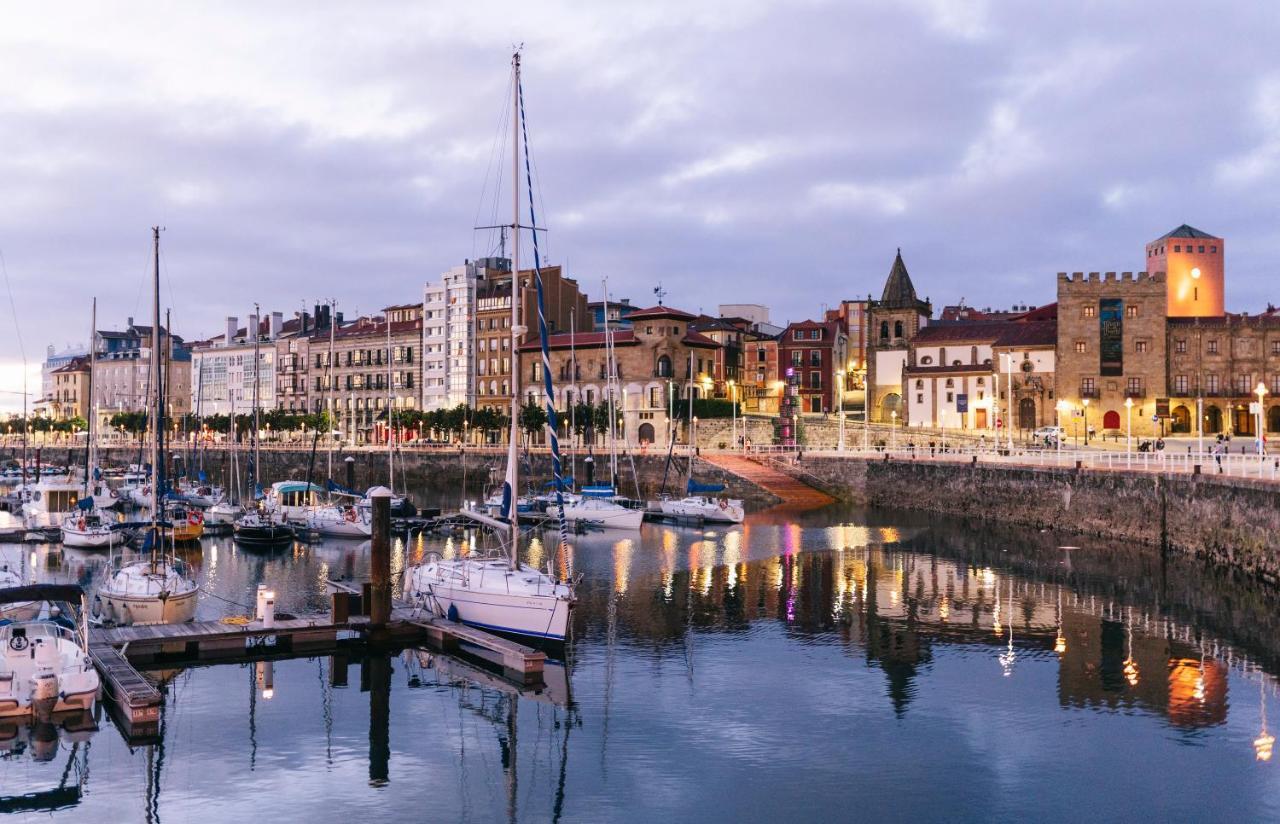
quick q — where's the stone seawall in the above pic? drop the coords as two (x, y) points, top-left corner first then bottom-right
(777, 454), (1280, 584)
(1, 446), (780, 509)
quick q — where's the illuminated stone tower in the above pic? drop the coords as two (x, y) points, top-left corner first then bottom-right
(1144, 224), (1224, 318)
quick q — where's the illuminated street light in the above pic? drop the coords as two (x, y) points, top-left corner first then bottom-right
(1124, 396), (1134, 467)
(1081, 397), (1091, 447)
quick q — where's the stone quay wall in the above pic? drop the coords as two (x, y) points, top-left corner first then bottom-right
(2, 446), (780, 510)
(773, 453), (1280, 585)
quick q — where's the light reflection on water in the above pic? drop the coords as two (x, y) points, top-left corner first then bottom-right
(0, 501), (1277, 820)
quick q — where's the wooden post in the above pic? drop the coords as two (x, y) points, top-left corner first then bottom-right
(370, 490), (392, 627)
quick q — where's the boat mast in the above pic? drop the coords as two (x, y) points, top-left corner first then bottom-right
(149, 227), (162, 567)
(687, 348), (695, 489)
(602, 282), (619, 488)
(252, 301), (261, 504)
(327, 299), (336, 482)
(386, 313), (394, 492)
(85, 297), (97, 499)
(506, 50), (523, 567)
(569, 308), (575, 484)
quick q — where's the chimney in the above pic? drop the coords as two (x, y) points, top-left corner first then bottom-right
(270, 311), (283, 340)
(335, 311), (344, 326)
(247, 313), (259, 341)
(127, 316), (134, 328)
(226, 316), (237, 345)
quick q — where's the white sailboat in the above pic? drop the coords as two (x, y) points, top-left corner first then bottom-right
(406, 51), (575, 642)
(94, 228), (199, 626)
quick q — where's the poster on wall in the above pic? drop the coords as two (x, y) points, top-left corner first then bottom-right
(1099, 298), (1123, 376)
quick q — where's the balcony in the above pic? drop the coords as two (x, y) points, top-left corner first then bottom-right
(1124, 390), (1144, 399)
(1079, 388), (1100, 399)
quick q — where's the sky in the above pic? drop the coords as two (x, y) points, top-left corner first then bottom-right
(2, 0), (1280, 411)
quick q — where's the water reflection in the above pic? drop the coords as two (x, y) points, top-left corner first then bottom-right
(0, 500), (1277, 820)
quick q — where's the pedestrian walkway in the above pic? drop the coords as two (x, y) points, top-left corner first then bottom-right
(701, 453), (835, 511)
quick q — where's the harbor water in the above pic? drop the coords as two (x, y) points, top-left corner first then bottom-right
(1, 492), (1278, 822)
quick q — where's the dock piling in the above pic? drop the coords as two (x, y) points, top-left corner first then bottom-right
(370, 491), (392, 627)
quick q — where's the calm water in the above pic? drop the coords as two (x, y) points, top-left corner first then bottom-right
(2, 494), (1280, 822)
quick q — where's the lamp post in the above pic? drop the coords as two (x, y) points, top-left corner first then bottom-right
(1256, 381), (1268, 461)
(1055, 400), (1068, 460)
(1124, 396), (1133, 467)
(836, 373), (845, 452)
(1081, 397), (1090, 446)
(728, 380), (737, 452)
(1197, 395), (1204, 457)
(890, 409), (897, 451)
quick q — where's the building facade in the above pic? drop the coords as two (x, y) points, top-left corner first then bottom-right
(317, 308), (422, 444)
(776, 319), (849, 416)
(49, 356), (90, 420)
(95, 319), (191, 420)
(518, 305), (720, 449)
(866, 251), (932, 422)
(422, 257), (511, 411)
(475, 265), (590, 412)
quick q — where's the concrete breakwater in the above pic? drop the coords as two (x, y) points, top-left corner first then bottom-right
(2, 446), (782, 510)
(777, 454), (1280, 585)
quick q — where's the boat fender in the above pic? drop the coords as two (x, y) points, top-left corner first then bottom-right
(447, 603), (460, 623)
(91, 595), (102, 621)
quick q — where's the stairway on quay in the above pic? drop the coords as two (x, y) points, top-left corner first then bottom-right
(700, 453), (836, 512)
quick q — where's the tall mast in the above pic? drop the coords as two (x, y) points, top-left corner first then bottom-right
(569, 308), (575, 484)
(687, 348), (695, 487)
(386, 313), (394, 491)
(252, 301), (261, 501)
(602, 280), (619, 486)
(506, 50), (523, 565)
(86, 297), (97, 498)
(150, 228), (162, 561)
(326, 299), (336, 482)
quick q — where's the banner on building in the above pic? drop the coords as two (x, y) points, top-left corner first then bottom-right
(1156, 397), (1170, 418)
(956, 393), (968, 413)
(1099, 299), (1123, 376)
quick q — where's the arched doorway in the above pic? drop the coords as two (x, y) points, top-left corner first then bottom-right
(1103, 410), (1121, 430)
(1269, 406), (1280, 433)
(1018, 398), (1035, 429)
(638, 422), (655, 444)
(1204, 405), (1222, 434)
(656, 355), (672, 378)
(1171, 405), (1191, 433)
(881, 393), (901, 421)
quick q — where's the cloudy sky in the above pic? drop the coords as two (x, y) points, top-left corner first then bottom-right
(2, 1), (1279, 410)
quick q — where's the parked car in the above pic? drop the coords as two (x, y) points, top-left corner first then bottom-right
(1032, 426), (1065, 441)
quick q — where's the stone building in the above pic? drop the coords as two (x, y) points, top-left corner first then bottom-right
(866, 250), (932, 422)
(741, 333), (780, 414)
(1146, 224), (1224, 318)
(474, 265), (590, 412)
(95, 320), (190, 420)
(1055, 271), (1168, 439)
(517, 305), (720, 448)
(1165, 311), (1280, 436)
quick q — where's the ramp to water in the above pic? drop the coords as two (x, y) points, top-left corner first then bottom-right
(701, 453), (835, 511)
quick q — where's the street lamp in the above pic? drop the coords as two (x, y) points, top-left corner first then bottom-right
(836, 373), (845, 452)
(1124, 397), (1133, 467)
(890, 409), (897, 450)
(1055, 400), (1069, 459)
(728, 379), (737, 452)
(1081, 397), (1090, 446)
(1255, 381), (1267, 458)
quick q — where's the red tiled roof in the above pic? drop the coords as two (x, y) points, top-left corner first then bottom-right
(519, 328), (719, 352)
(904, 363), (993, 375)
(624, 305), (697, 321)
(914, 320), (1056, 347)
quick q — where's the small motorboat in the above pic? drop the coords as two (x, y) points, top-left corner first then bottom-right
(305, 504), (371, 538)
(0, 585), (99, 719)
(60, 507), (129, 549)
(659, 495), (745, 524)
(547, 495), (644, 530)
(233, 508), (296, 549)
(162, 500), (204, 543)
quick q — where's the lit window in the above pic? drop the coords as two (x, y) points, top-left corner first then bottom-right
(1126, 305), (1138, 318)
(1074, 341), (1086, 354)
(1083, 306), (1096, 318)
(1136, 340), (1148, 353)
(1208, 340), (1219, 354)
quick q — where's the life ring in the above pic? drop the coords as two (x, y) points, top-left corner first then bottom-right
(77, 518), (86, 531)
(343, 508), (357, 523)
(188, 512), (201, 526)
(719, 498), (728, 510)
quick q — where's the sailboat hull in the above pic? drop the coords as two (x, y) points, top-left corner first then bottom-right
(93, 587), (198, 627)
(418, 583), (573, 641)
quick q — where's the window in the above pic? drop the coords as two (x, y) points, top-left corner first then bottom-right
(945, 378), (954, 388)
(809, 397), (821, 413)
(1198, 245), (1205, 253)
(810, 350), (821, 367)
(1175, 339), (1187, 354)
(1211, 246), (1217, 253)
(894, 321), (904, 338)
(1082, 306), (1096, 318)
(1174, 245), (1181, 252)
(1126, 305), (1138, 318)
(1207, 374), (1220, 394)
(916, 393), (923, 403)
(879, 321), (889, 339)
(946, 392), (953, 403)
(1127, 377), (1142, 396)
(757, 349), (766, 362)
(1273, 374), (1280, 395)
(809, 372), (821, 389)
(1081, 378), (1096, 396)
(920, 355), (933, 365)
(645, 326), (653, 334)
(915, 379), (924, 389)
(791, 350), (802, 367)
(1074, 341), (1086, 354)
(1135, 340), (1148, 353)
(1237, 374), (1252, 395)
(1174, 375), (1188, 394)
(793, 330), (803, 340)
(1208, 340), (1219, 354)
(976, 377), (985, 386)
(1273, 341), (1280, 356)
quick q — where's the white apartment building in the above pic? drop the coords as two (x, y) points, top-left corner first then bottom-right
(422, 256), (511, 410)
(190, 313), (280, 416)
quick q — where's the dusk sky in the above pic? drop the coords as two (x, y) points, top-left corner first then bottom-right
(3, 1), (1280, 411)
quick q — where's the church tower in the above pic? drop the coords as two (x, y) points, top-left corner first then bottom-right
(866, 250), (932, 423)
(1145, 224), (1224, 318)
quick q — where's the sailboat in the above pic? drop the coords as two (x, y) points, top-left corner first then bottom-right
(205, 396), (245, 529)
(93, 228), (199, 626)
(405, 51), (575, 642)
(658, 349), (744, 523)
(234, 303), (297, 550)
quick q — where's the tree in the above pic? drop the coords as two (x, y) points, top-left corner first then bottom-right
(519, 399), (547, 436)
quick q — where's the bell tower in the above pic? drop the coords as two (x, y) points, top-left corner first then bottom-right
(1145, 224), (1224, 318)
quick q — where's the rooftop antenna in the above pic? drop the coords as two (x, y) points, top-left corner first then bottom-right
(653, 283), (667, 306)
